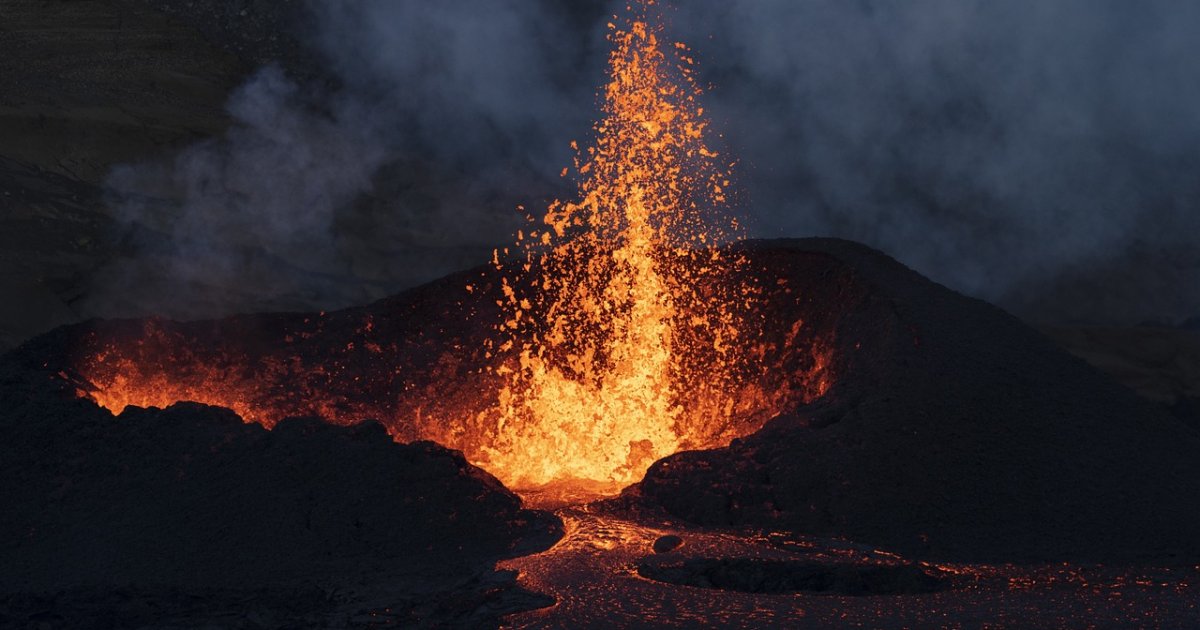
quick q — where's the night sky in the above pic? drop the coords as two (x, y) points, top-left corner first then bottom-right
(4, 0), (1200, 344)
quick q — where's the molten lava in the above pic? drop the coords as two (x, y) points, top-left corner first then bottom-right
(72, 1), (833, 500)
(481, 7), (760, 489)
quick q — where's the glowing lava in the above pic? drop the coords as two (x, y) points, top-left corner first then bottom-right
(478, 4), (756, 489)
(72, 1), (833, 500)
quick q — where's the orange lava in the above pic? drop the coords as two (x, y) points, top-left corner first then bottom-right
(74, 2), (833, 499)
(498, 508), (1200, 628)
(481, 3), (760, 489)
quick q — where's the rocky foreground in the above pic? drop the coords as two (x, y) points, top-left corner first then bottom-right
(0, 370), (560, 627)
(630, 239), (1200, 564)
(3, 238), (1200, 627)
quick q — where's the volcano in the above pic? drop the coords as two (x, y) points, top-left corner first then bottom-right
(6, 236), (1200, 551)
(3, 238), (1200, 625)
(630, 238), (1200, 564)
(4, 2), (1200, 626)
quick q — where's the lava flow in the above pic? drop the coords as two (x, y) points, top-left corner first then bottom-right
(72, 1), (833, 498)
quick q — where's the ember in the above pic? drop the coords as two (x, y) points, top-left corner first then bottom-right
(73, 2), (832, 498)
(482, 3), (796, 489)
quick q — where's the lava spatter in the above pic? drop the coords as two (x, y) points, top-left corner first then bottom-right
(481, 2), (778, 490)
(71, 1), (833, 498)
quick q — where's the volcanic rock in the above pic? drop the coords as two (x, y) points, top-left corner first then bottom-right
(1045, 324), (1200, 431)
(630, 238), (1200, 563)
(652, 534), (683, 554)
(0, 377), (560, 593)
(5, 236), (1200, 573)
(636, 558), (943, 595)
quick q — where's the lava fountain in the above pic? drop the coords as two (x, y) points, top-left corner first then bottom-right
(71, 1), (832, 500)
(479, 6), (758, 489)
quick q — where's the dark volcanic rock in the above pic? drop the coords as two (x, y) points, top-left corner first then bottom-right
(0, 386), (560, 592)
(637, 558), (943, 595)
(631, 238), (1200, 564)
(652, 534), (684, 554)
(5, 236), (1200, 575)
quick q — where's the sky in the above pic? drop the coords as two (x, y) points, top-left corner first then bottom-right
(101, 0), (1200, 325)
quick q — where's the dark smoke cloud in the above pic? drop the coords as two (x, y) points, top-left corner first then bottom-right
(101, 66), (388, 313)
(97, 1), (1200, 325)
(669, 0), (1200, 325)
(92, 0), (606, 319)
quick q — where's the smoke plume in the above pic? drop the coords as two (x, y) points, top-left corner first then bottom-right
(97, 0), (1200, 325)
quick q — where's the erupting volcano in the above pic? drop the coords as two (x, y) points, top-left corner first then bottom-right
(5, 1), (1200, 627)
(72, 3), (830, 497)
(484, 9), (800, 489)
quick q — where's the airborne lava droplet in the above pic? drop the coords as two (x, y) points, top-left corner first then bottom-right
(74, 1), (832, 501)
(480, 2), (781, 490)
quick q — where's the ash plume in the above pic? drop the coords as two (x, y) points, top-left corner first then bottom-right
(91, 0), (606, 319)
(98, 66), (388, 317)
(670, 0), (1200, 325)
(96, 0), (1200, 325)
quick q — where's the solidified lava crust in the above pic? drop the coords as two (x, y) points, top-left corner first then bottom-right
(635, 557), (944, 595)
(3, 238), (1200, 626)
(631, 238), (1200, 564)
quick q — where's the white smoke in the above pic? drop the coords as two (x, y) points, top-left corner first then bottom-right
(97, 0), (1200, 325)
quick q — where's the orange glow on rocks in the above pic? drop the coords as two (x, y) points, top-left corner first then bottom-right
(73, 1), (833, 500)
(482, 4), (769, 489)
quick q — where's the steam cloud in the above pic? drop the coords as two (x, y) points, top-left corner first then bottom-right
(98, 0), (1200, 325)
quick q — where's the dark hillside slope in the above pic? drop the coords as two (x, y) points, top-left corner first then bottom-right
(634, 238), (1200, 563)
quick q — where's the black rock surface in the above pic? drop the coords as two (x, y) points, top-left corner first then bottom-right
(630, 238), (1200, 563)
(6, 236), (1200, 581)
(636, 557), (943, 595)
(0, 378), (559, 593)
